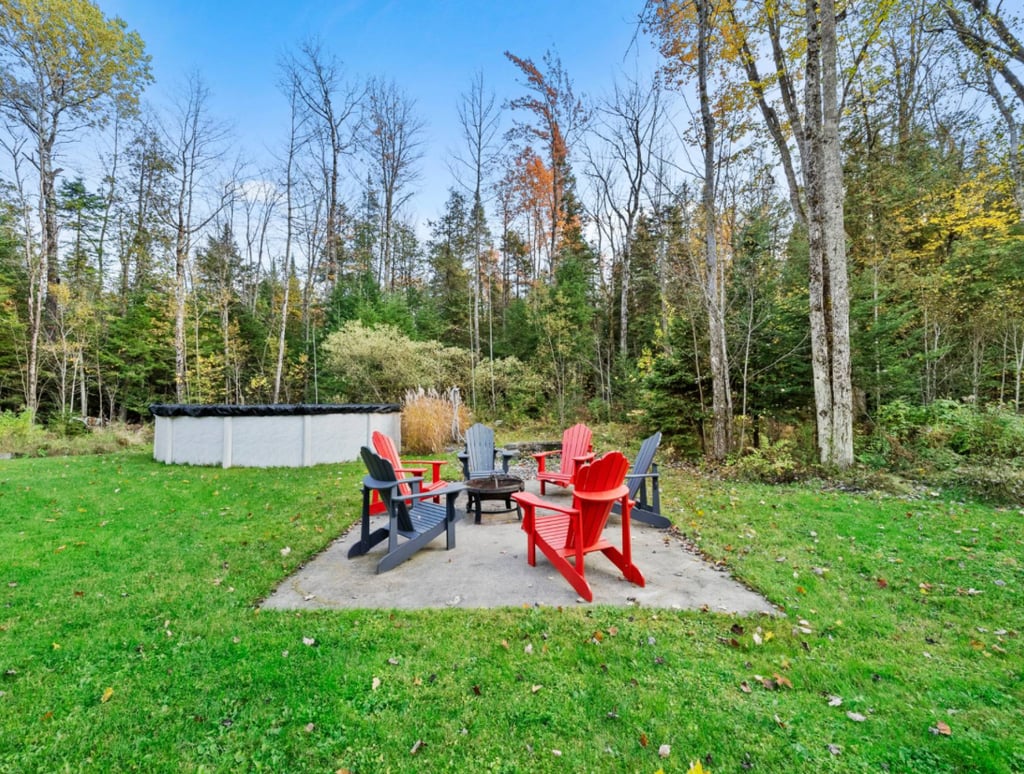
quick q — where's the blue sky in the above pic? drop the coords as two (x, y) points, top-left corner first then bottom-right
(98, 0), (661, 226)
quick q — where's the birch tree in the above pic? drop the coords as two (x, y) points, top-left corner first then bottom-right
(359, 78), (424, 290)
(648, 0), (860, 465)
(585, 74), (664, 360)
(454, 71), (501, 409)
(0, 0), (150, 411)
(284, 39), (362, 287)
(162, 74), (230, 403)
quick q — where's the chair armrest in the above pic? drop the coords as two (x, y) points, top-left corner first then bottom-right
(625, 471), (659, 481)
(404, 459), (447, 481)
(512, 491), (578, 518)
(393, 481), (465, 503)
(531, 449), (559, 474)
(363, 474), (423, 491)
(572, 452), (596, 466)
(394, 466), (426, 478)
(498, 448), (517, 473)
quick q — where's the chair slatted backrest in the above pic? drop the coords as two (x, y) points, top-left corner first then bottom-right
(371, 431), (412, 496)
(570, 451), (629, 549)
(627, 432), (662, 500)
(360, 446), (414, 532)
(559, 423), (593, 477)
(464, 423), (496, 478)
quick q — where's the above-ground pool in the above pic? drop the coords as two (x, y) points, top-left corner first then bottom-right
(150, 403), (401, 468)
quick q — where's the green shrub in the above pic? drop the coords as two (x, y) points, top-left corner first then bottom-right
(468, 356), (545, 422)
(872, 399), (1024, 462)
(321, 320), (467, 402)
(0, 408), (45, 453)
(46, 409), (91, 438)
(930, 462), (1024, 505)
(0, 411), (149, 457)
(727, 439), (800, 483)
(322, 321), (547, 419)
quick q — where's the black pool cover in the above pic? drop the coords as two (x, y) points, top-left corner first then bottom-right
(149, 403), (401, 417)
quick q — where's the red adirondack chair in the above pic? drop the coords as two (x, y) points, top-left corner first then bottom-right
(369, 431), (448, 514)
(513, 451), (645, 602)
(532, 422), (594, 495)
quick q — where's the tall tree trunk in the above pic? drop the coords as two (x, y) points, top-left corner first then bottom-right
(274, 95), (299, 404)
(174, 219), (188, 402)
(697, 0), (732, 461)
(804, 0), (853, 466)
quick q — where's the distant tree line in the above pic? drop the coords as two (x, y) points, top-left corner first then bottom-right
(2, 0), (1024, 468)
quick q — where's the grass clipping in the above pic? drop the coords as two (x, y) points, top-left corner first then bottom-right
(401, 388), (469, 454)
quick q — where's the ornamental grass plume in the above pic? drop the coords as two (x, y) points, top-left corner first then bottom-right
(401, 387), (470, 453)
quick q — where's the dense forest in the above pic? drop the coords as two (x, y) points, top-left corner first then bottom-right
(2, 0), (1024, 469)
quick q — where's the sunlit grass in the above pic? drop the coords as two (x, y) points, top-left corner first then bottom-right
(0, 452), (1021, 772)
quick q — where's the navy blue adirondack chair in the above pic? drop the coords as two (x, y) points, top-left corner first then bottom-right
(348, 447), (465, 573)
(457, 423), (518, 479)
(612, 431), (670, 528)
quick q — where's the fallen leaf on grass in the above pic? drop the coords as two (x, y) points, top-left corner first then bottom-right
(739, 681), (752, 693)
(371, 677), (381, 691)
(876, 578), (888, 589)
(846, 711), (867, 722)
(410, 739), (424, 755)
(658, 744), (671, 758)
(827, 695), (842, 706)
(101, 687), (114, 703)
(827, 744), (842, 755)
(930, 721), (952, 736)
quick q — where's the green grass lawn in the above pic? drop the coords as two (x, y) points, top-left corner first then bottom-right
(1, 452), (1021, 772)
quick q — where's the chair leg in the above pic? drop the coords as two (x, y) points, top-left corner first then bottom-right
(445, 512), (457, 549)
(531, 539), (594, 602)
(600, 546), (646, 588)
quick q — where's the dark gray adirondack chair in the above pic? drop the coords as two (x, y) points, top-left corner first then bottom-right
(348, 447), (465, 573)
(613, 431), (670, 528)
(457, 423), (518, 479)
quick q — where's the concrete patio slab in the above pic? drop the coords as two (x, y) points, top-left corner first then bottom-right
(261, 480), (778, 614)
